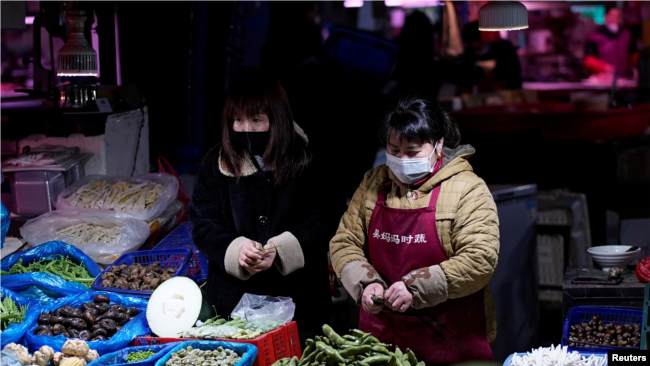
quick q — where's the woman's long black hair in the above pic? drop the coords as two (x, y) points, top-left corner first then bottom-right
(379, 96), (461, 148)
(218, 70), (311, 184)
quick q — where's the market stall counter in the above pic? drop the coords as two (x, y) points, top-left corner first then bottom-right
(563, 267), (646, 320)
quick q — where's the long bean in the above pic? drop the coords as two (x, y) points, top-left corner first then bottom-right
(1, 255), (96, 288)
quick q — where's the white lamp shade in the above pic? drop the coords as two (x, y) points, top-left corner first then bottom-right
(479, 1), (528, 31)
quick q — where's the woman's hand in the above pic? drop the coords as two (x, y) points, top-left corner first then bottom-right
(385, 281), (413, 313)
(361, 283), (384, 315)
(256, 243), (278, 271)
(239, 240), (264, 275)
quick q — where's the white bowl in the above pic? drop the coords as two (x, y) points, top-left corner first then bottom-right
(586, 246), (641, 271)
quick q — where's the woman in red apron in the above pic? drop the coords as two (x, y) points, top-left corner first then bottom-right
(330, 97), (499, 365)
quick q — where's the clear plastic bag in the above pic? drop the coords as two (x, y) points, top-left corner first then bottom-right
(87, 343), (181, 366)
(54, 173), (179, 221)
(20, 211), (150, 265)
(230, 294), (295, 325)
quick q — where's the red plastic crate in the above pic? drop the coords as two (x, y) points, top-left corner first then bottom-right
(133, 322), (302, 366)
(285, 322), (302, 360)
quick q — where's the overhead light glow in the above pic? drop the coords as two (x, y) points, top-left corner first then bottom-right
(25, 16), (35, 25)
(385, 1), (445, 8)
(344, 1), (363, 8)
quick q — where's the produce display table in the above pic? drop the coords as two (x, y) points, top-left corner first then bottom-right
(562, 267), (646, 320)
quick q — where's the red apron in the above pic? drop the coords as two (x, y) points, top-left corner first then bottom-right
(360, 165), (493, 365)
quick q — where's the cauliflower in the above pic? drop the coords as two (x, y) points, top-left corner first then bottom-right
(83, 350), (99, 364)
(3, 343), (33, 366)
(61, 340), (89, 358)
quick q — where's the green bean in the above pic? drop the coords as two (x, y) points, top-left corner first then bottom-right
(306, 339), (314, 346)
(406, 350), (417, 366)
(350, 329), (368, 338)
(316, 342), (345, 364)
(417, 362), (425, 366)
(358, 362), (370, 366)
(360, 334), (374, 345)
(394, 348), (403, 360)
(371, 346), (390, 355)
(322, 337), (331, 346)
(299, 345), (317, 365)
(343, 335), (358, 342)
(323, 325), (355, 346)
(402, 361), (411, 366)
(315, 352), (326, 363)
(339, 345), (372, 359)
(387, 355), (397, 366)
(362, 355), (390, 365)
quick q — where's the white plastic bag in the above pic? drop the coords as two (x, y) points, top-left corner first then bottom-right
(231, 294), (295, 325)
(20, 211), (150, 264)
(54, 173), (179, 221)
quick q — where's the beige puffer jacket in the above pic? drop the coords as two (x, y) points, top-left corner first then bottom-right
(330, 144), (499, 343)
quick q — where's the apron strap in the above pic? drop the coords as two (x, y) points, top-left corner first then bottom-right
(376, 181), (391, 206)
(426, 184), (442, 212)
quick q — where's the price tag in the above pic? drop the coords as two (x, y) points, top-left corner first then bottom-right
(96, 98), (113, 113)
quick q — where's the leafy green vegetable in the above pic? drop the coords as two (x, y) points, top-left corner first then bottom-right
(1, 296), (28, 331)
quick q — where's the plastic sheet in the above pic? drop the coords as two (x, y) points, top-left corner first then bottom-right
(154, 341), (258, 366)
(88, 343), (182, 366)
(1, 241), (101, 277)
(20, 212), (150, 265)
(1, 201), (10, 248)
(231, 294), (295, 325)
(0, 273), (90, 305)
(25, 291), (150, 355)
(1, 288), (42, 348)
(55, 173), (179, 221)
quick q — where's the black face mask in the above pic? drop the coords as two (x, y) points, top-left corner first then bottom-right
(235, 131), (270, 156)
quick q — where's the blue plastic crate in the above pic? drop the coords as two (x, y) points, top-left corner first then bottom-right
(642, 283), (649, 350)
(154, 222), (208, 281)
(562, 306), (643, 352)
(91, 248), (192, 298)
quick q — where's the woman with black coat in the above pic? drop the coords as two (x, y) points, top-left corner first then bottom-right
(189, 70), (344, 343)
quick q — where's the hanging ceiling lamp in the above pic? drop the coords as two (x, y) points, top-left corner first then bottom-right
(57, 10), (98, 77)
(479, 1), (528, 31)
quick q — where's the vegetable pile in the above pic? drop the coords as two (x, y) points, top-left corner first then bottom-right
(273, 325), (425, 366)
(56, 223), (122, 245)
(2, 341), (99, 366)
(33, 294), (139, 341)
(1, 296), (28, 331)
(100, 262), (176, 291)
(508, 345), (606, 366)
(1, 255), (96, 288)
(126, 350), (156, 363)
(165, 346), (242, 366)
(566, 315), (641, 348)
(181, 316), (285, 340)
(65, 181), (163, 212)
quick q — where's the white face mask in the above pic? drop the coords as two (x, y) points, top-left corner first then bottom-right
(386, 142), (438, 184)
(606, 23), (619, 34)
